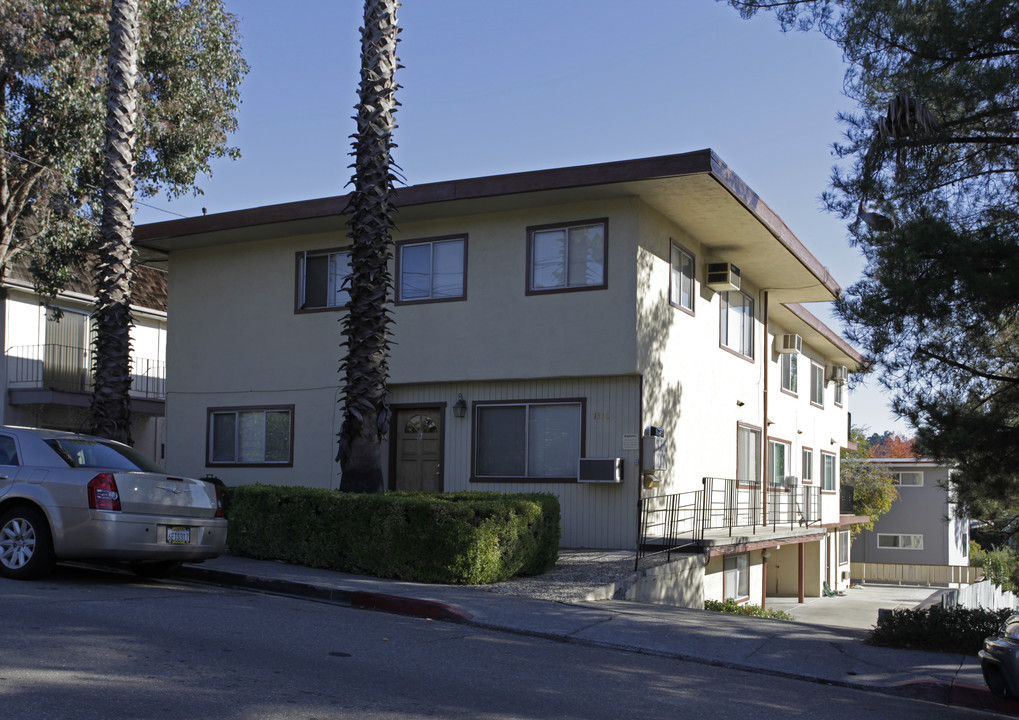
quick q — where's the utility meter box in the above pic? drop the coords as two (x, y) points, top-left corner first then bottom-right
(642, 432), (668, 473)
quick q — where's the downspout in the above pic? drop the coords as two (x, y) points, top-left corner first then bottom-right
(762, 291), (769, 527)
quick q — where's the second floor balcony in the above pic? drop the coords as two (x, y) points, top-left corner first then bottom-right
(5, 344), (166, 410)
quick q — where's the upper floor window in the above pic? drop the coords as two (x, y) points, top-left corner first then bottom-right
(821, 451), (836, 491)
(396, 235), (467, 304)
(780, 353), (798, 394)
(801, 448), (814, 483)
(769, 439), (791, 489)
(737, 424), (761, 486)
(878, 533), (924, 550)
(721, 291), (754, 359)
(810, 362), (824, 407)
(834, 378), (845, 407)
(669, 242), (695, 312)
(208, 406), (294, 466)
(296, 249), (351, 311)
(527, 219), (607, 294)
(892, 471), (924, 487)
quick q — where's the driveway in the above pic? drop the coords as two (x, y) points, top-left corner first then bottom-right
(766, 583), (948, 631)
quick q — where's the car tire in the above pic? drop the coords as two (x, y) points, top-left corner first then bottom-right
(130, 560), (182, 579)
(0, 505), (56, 580)
(984, 665), (1011, 698)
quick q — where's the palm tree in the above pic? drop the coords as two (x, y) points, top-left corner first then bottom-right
(336, 0), (401, 493)
(90, 0), (140, 444)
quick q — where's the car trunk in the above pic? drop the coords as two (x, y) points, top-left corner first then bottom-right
(113, 473), (218, 518)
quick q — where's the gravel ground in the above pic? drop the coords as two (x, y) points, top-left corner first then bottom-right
(476, 550), (641, 603)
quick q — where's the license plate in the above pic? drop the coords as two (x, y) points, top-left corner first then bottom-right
(166, 526), (191, 544)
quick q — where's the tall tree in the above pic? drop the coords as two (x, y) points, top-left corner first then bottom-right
(0, 0), (246, 293)
(841, 429), (897, 537)
(337, 0), (401, 493)
(726, 0), (1019, 515)
(91, 0), (140, 444)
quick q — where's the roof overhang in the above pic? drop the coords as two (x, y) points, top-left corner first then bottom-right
(772, 303), (865, 370)
(135, 150), (841, 304)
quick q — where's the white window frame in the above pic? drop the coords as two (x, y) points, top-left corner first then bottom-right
(810, 362), (824, 407)
(473, 400), (584, 480)
(396, 235), (467, 303)
(801, 448), (814, 484)
(527, 219), (607, 293)
(839, 530), (850, 565)
(208, 406), (294, 466)
(769, 439), (791, 489)
(669, 242), (695, 313)
(834, 378), (845, 407)
(877, 533), (924, 550)
(297, 249), (352, 310)
(892, 471), (924, 487)
(780, 352), (798, 394)
(720, 290), (755, 359)
(737, 424), (762, 486)
(821, 451), (836, 491)
(724, 553), (750, 601)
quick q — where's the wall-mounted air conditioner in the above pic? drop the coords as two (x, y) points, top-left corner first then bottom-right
(828, 365), (849, 383)
(705, 262), (741, 292)
(776, 334), (802, 354)
(578, 458), (623, 484)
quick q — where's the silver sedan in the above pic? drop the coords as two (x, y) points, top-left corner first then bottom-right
(0, 426), (227, 579)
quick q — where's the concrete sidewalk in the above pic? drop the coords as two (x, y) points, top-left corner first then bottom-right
(177, 554), (1018, 716)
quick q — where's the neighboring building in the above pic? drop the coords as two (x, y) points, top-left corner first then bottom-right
(135, 150), (864, 606)
(0, 259), (167, 461)
(853, 458), (969, 567)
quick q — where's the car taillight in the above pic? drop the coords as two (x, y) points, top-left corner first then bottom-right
(214, 485), (224, 518)
(88, 473), (121, 511)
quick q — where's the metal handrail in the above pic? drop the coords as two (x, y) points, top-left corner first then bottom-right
(6, 344), (166, 399)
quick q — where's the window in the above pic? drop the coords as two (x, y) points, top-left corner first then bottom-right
(769, 439), (791, 489)
(721, 291), (754, 358)
(208, 406), (294, 466)
(669, 242), (695, 312)
(834, 378), (845, 406)
(892, 471), (924, 486)
(297, 249), (351, 310)
(527, 220), (606, 293)
(839, 530), (850, 565)
(396, 235), (466, 303)
(821, 451), (836, 491)
(737, 424), (761, 486)
(810, 363), (824, 407)
(877, 534), (924, 550)
(780, 353), (798, 394)
(723, 553), (749, 600)
(474, 401), (583, 480)
(801, 448), (814, 484)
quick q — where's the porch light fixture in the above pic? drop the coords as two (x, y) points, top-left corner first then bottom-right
(453, 394), (467, 418)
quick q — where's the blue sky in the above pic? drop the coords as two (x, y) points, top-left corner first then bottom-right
(134, 0), (907, 435)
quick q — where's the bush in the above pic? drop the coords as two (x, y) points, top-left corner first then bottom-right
(868, 605), (1013, 654)
(704, 598), (792, 621)
(222, 485), (560, 584)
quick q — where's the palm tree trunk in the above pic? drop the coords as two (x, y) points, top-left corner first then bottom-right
(90, 0), (139, 444)
(337, 0), (401, 493)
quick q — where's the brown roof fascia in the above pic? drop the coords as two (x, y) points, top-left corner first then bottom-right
(135, 150), (718, 244)
(785, 302), (865, 368)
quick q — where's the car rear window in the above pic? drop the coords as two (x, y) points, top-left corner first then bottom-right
(44, 438), (165, 473)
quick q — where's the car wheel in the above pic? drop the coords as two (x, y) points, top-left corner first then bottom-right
(0, 506), (56, 580)
(984, 665), (1011, 698)
(130, 560), (182, 579)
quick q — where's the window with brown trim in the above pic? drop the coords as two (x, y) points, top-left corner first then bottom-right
(526, 219), (607, 294)
(721, 290), (755, 359)
(473, 399), (584, 480)
(810, 362), (825, 407)
(208, 405), (294, 467)
(396, 235), (467, 304)
(801, 447), (814, 484)
(780, 352), (798, 395)
(724, 553), (749, 601)
(821, 451), (836, 491)
(296, 248), (351, 311)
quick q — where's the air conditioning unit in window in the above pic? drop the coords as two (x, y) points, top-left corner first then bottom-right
(578, 458), (623, 484)
(776, 334), (802, 354)
(705, 262), (741, 292)
(828, 365), (849, 383)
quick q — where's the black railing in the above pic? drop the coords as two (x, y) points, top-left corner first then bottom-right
(6, 344), (166, 399)
(636, 477), (824, 568)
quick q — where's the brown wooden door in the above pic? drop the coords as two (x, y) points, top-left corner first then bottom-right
(393, 408), (442, 492)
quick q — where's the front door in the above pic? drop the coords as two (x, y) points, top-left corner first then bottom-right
(392, 408), (443, 492)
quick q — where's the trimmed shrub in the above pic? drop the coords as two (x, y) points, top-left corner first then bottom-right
(704, 598), (793, 621)
(222, 485), (560, 584)
(868, 605), (1013, 654)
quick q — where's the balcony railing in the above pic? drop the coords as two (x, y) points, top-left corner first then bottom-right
(636, 476), (823, 567)
(6, 344), (165, 399)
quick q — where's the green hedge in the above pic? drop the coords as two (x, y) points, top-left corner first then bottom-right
(222, 485), (561, 584)
(704, 598), (792, 621)
(868, 605), (1012, 654)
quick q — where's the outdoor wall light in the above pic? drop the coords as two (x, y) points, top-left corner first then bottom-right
(830, 438), (837, 445)
(736, 400), (745, 407)
(452, 393), (467, 418)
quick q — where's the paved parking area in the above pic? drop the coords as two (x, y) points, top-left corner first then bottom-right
(767, 583), (949, 630)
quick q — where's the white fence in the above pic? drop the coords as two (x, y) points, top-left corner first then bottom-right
(850, 562), (983, 586)
(942, 580), (1019, 611)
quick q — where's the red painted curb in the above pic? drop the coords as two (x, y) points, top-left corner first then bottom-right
(350, 591), (474, 623)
